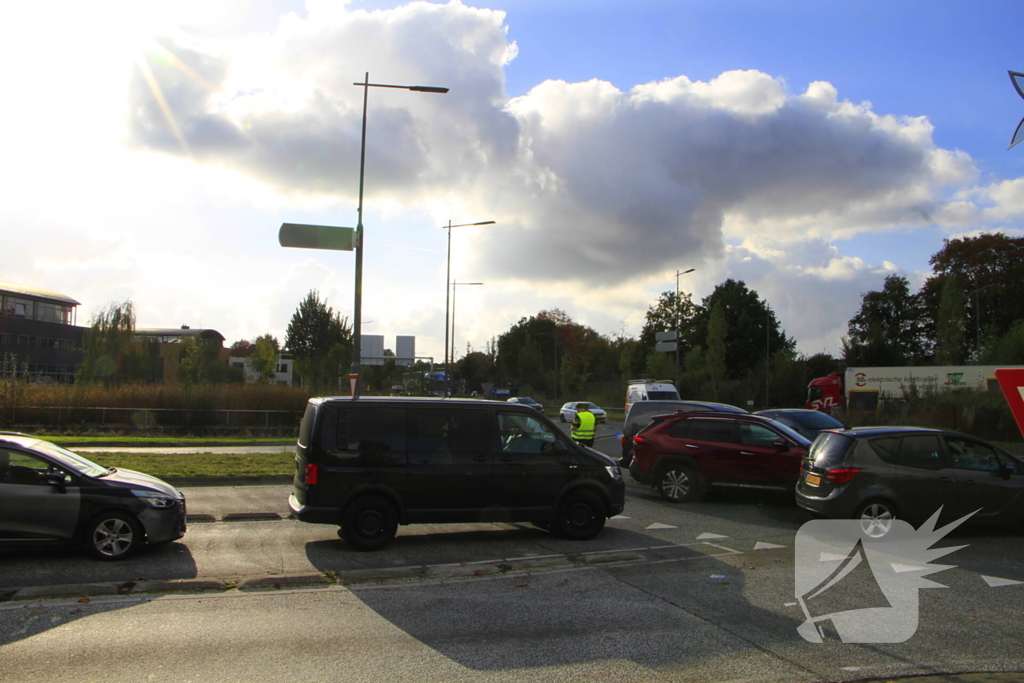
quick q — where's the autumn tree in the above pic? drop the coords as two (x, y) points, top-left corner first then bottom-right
(248, 334), (280, 383)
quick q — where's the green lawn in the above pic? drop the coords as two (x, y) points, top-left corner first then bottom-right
(41, 435), (294, 447)
(84, 452), (295, 479)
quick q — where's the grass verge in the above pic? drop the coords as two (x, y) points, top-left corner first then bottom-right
(41, 435), (293, 447)
(84, 452), (295, 479)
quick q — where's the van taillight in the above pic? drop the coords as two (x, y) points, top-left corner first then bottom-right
(304, 463), (319, 485)
(825, 467), (860, 484)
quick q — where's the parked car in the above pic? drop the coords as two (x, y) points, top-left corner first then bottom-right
(507, 396), (544, 412)
(0, 432), (186, 560)
(756, 408), (846, 441)
(559, 402), (608, 423)
(620, 399), (748, 464)
(796, 426), (1024, 537)
(630, 412), (811, 503)
(288, 397), (625, 550)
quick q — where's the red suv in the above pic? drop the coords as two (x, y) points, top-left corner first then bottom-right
(630, 412), (812, 502)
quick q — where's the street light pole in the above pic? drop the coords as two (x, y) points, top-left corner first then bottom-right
(350, 73), (448, 398)
(442, 220), (495, 393)
(973, 283), (997, 360)
(674, 268), (695, 388)
(450, 280), (483, 395)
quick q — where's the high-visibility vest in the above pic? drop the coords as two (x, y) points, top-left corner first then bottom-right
(572, 411), (596, 441)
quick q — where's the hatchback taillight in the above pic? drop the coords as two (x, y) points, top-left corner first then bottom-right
(632, 436), (649, 446)
(304, 463), (319, 485)
(825, 467), (861, 484)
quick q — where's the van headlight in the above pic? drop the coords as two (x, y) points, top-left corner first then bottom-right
(605, 465), (622, 480)
(132, 490), (177, 509)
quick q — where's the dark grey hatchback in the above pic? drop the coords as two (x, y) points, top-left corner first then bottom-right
(0, 432), (186, 559)
(796, 426), (1024, 537)
(288, 397), (626, 550)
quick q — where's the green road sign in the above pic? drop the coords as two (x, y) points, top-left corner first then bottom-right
(279, 223), (356, 251)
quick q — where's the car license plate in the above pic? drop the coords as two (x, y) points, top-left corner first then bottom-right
(805, 473), (821, 486)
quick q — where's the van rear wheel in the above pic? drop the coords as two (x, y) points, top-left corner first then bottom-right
(341, 496), (398, 551)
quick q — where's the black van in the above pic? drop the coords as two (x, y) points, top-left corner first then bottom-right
(288, 397), (625, 550)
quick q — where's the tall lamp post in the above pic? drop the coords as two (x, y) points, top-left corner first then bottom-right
(450, 280), (484, 395)
(674, 268), (695, 387)
(349, 73), (448, 398)
(442, 220), (495, 391)
(973, 283), (997, 358)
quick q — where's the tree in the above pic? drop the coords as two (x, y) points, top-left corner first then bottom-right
(230, 339), (255, 358)
(843, 274), (928, 366)
(638, 290), (699, 379)
(77, 300), (160, 385)
(934, 277), (968, 365)
(285, 290), (353, 392)
(688, 280), (794, 381)
(920, 233), (1024, 359)
(178, 333), (240, 384)
(706, 303), (727, 400)
(248, 334), (280, 383)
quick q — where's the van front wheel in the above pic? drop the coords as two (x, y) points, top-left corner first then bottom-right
(341, 496), (398, 551)
(554, 492), (606, 540)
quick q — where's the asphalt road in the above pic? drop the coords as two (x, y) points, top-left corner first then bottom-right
(1, 425), (1022, 682)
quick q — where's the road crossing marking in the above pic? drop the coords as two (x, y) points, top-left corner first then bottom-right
(696, 532), (728, 540)
(646, 523), (678, 530)
(982, 575), (1024, 588)
(753, 542), (786, 550)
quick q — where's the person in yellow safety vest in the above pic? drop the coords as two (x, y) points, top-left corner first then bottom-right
(571, 403), (596, 447)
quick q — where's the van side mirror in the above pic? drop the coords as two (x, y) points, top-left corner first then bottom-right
(548, 440), (568, 455)
(774, 438), (790, 451)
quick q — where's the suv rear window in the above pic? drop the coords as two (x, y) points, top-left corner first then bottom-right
(809, 432), (855, 469)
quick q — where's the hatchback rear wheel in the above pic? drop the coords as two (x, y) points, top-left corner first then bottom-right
(856, 500), (897, 538)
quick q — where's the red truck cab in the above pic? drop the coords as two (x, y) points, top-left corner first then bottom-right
(806, 372), (842, 413)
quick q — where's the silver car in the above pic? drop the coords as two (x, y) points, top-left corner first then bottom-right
(559, 402), (608, 423)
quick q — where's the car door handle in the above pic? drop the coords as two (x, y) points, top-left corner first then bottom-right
(685, 444), (699, 449)
(473, 456), (487, 463)
(938, 477), (953, 483)
(500, 456), (514, 463)
(740, 451), (754, 456)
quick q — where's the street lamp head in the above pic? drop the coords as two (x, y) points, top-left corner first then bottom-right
(443, 220), (496, 229)
(408, 85), (449, 93)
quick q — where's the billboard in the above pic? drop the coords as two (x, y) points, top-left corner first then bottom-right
(361, 335), (384, 366)
(396, 336), (415, 367)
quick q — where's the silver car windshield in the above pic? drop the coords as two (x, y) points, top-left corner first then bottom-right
(30, 441), (110, 478)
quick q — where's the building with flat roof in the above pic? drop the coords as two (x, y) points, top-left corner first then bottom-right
(0, 280), (85, 383)
(134, 326), (230, 384)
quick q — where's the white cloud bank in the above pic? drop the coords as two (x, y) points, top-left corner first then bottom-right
(4, 0), (1023, 358)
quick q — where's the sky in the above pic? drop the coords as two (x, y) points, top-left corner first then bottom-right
(3, 0), (1023, 364)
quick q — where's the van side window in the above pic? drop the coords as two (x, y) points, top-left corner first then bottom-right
(409, 409), (490, 454)
(498, 413), (559, 453)
(337, 408), (406, 454)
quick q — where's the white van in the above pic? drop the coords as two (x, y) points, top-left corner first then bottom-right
(624, 379), (680, 413)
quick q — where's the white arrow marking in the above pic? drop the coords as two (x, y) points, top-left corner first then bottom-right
(754, 542), (786, 550)
(610, 515), (630, 520)
(891, 563), (927, 573)
(646, 523), (677, 530)
(820, 552), (848, 562)
(697, 532), (728, 540)
(982, 575), (1024, 588)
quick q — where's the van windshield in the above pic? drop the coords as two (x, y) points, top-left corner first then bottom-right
(648, 391), (680, 400)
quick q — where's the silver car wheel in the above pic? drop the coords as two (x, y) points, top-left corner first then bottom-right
(93, 517), (136, 558)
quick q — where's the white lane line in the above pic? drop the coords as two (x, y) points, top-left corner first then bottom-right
(697, 532), (728, 540)
(753, 542), (786, 550)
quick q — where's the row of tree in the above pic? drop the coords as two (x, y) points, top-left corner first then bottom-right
(70, 233), (1024, 408)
